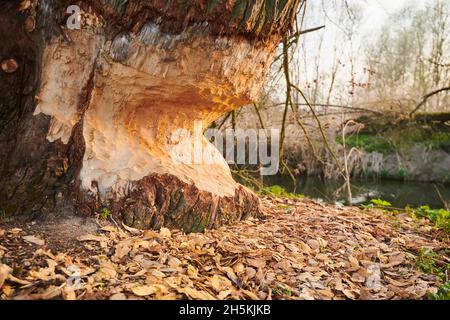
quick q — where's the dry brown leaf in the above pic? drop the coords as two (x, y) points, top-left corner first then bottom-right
(62, 287), (77, 300)
(306, 239), (320, 251)
(181, 287), (216, 300)
(23, 235), (45, 246)
(217, 290), (232, 299)
(7, 274), (31, 286)
(122, 223), (141, 235)
(78, 234), (109, 242)
(10, 228), (22, 235)
(187, 265), (198, 277)
(159, 228), (171, 238)
(112, 241), (132, 262)
(318, 288), (335, 299)
(96, 261), (117, 281)
(0, 264), (12, 288)
(241, 289), (259, 300)
(168, 256), (182, 268)
(348, 256), (360, 271)
(245, 267), (256, 279)
(342, 289), (356, 300)
(101, 226), (119, 233)
(110, 293), (127, 300)
(246, 258), (266, 269)
(132, 285), (158, 297)
(209, 274), (232, 293)
(382, 253), (406, 268)
(29, 259), (63, 282)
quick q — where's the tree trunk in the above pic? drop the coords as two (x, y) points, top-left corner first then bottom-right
(0, 0), (300, 232)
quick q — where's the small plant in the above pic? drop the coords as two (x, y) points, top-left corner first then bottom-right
(370, 198), (392, 207)
(416, 248), (448, 279)
(414, 205), (450, 232)
(100, 207), (111, 220)
(429, 282), (450, 300)
(272, 285), (293, 297)
(259, 185), (304, 200)
(396, 168), (408, 180)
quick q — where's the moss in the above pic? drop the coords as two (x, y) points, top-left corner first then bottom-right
(336, 133), (394, 154)
(192, 213), (210, 233)
(337, 127), (450, 154)
(182, 209), (210, 233)
(429, 132), (450, 151)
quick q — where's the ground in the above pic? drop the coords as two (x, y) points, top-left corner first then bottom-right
(0, 197), (449, 300)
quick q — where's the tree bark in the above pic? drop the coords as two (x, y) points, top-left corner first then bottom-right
(0, 0), (300, 232)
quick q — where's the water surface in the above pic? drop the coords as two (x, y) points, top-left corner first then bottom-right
(263, 175), (450, 209)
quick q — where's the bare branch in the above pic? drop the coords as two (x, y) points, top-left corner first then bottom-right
(410, 86), (450, 116)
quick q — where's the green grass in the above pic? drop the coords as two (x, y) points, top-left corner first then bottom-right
(100, 208), (111, 220)
(429, 281), (450, 300)
(416, 248), (447, 278)
(259, 185), (304, 200)
(388, 127), (450, 151)
(336, 128), (450, 154)
(363, 199), (450, 233)
(429, 132), (450, 150)
(336, 133), (394, 153)
(416, 248), (449, 300)
(414, 205), (450, 232)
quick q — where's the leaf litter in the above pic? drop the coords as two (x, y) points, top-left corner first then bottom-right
(0, 197), (448, 300)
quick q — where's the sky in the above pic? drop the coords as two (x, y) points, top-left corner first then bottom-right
(285, 0), (435, 103)
(360, 0), (426, 32)
(267, 0), (442, 104)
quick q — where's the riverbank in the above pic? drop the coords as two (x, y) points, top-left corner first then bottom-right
(1, 196), (448, 300)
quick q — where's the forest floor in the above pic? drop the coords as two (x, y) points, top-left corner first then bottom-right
(0, 196), (449, 300)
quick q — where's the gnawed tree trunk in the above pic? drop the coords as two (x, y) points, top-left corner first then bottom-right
(0, 0), (301, 232)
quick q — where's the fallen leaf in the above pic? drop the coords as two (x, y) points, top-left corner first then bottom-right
(187, 265), (198, 277)
(10, 228), (22, 235)
(132, 285), (158, 297)
(217, 290), (232, 299)
(180, 287), (216, 300)
(209, 274), (232, 293)
(2, 284), (14, 297)
(122, 223), (141, 235)
(159, 228), (171, 238)
(110, 293), (127, 300)
(0, 264), (12, 288)
(112, 241), (131, 262)
(246, 258), (266, 269)
(23, 235), (45, 246)
(241, 289), (259, 300)
(382, 253), (405, 268)
(62, 287), (77, 300)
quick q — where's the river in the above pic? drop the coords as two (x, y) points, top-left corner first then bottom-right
(263, 175), (450, 209)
